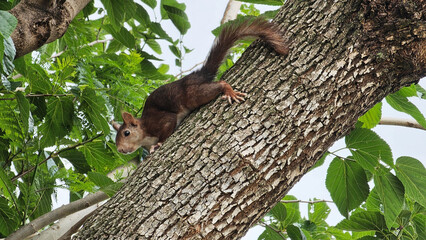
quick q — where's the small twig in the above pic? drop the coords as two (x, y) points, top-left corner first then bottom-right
(11, 133), (104, 182)
(51, 38), (113, 59)
(0, 93), (74, 101)
(281, 199), (333, 204)
(257, 221), (286, 239)
(174, 61), (204, 79)
(327, 151), (355, 161)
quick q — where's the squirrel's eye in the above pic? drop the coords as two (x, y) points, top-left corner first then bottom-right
(124, 130), (130, 136)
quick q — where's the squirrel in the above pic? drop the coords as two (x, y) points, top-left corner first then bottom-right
(112, 18), (289, 154)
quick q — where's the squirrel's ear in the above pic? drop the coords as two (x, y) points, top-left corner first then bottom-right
(122, 112), (138, 125)
(110, 120), (121, 131)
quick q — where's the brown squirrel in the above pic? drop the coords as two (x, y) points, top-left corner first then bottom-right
(112, 18), (289, 154)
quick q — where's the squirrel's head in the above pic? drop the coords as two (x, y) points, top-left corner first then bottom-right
(112, 112), (146, 154)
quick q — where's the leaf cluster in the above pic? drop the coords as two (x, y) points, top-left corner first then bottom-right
(262, 85), (426, 240)
(0, 0), (193, 236)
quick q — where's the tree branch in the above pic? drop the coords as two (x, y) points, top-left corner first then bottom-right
(379, 117), (425, 131)
(221, 0), (242, 24)
(280, 199), (333, 204)
(9, 0), (92, 58)
(0, 94), (74, 101)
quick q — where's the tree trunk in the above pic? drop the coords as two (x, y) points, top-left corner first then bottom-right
(74, 0), (425, 239)
(9, 0), (91, 58)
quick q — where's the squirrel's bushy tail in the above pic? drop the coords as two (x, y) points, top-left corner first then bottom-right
(200, 18), (289, 78)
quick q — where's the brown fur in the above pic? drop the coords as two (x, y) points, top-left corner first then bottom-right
(113, 18), (289, 154)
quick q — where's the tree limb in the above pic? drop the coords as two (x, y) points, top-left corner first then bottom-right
(9, 0), (92, 58)
(379, 117), (425, 131)
(221, 0), (242, 24)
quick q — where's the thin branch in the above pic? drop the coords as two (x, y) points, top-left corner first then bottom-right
(175, 61), (204, 79)
(257, 221), (286, 239)
(0, 93), (74, 101)
(50, 38), (113, 59)
(281, 199), (333, 204)
(11, 133), (104, 182)
(379, 117), (425, 131)
(327, 151), (355, 161)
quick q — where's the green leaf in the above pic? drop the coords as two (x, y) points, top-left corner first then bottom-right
(326, 157), (369, 218)
(270, 202), (287, 222)
(336, 211), (386, 232)
(149, 22), (173, 42)
(0, 10), (18, 38)
(415, 84), (426, 99)
(281, 195), (301, 227)
(88, 172), (114, 188)
(88, 172), (124, 197)
(79, 87), (110, 134)
(238, 0), (284, 6)
(2, 37), (16, 76)
(0, 167), (15, 202)
(365, 188), (381, 212)
(287, 224), (306, 240)
(308, 200), (330, 224)
(397, 84), (418, 97)
(81, 142), (116, 173)
(0, 197), (19, 236)
(100, 0), (125, 29)
(29, 96), (47, 121)
(258, 226), (284, 240)
(15, 91), (30, 133)
(146, 39), (162, 54)
(103, 25), (135, 49)
(59, 149), (91, 174)
(100, 182), (124, 197)
(386, 92), (426, 128)
(162, 5), (190, 35)
(358, 102), (382, 129)
(395, 157), (426, 207)
(0, 37), (4, 68)
(413, 214), (426, 240)
(141, 0), (157, 8)
(28, 65), (52, 93)
(40, 97), (74, 147)
(0, 104), (24, 145)
(133, 4), (150, 27)
(30, 184), (53, 220)
(169, 44), (181, 58)
(374, 172), (405, 229)
(346, 128), (393, 171)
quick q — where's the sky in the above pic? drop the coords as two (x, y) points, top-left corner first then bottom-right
(51, 1), (425, 239)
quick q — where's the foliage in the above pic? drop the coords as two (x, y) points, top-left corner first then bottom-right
(259, 86), (426, 239)
(0, 0), (192, 236)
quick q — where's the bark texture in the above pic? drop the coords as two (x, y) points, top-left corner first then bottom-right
(9, 0), (91, 58)
(75, 0), (425, 239)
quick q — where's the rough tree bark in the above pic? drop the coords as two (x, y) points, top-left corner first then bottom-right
(9, 0), (91, 58)
(74, 0), (424, 239)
